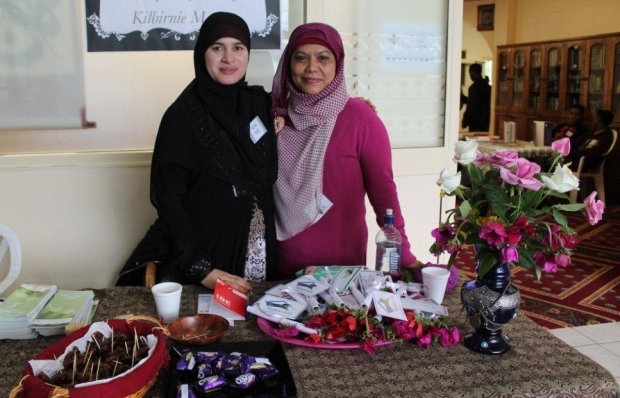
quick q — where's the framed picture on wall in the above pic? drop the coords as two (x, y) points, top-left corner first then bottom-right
(477, 5), (494, 31)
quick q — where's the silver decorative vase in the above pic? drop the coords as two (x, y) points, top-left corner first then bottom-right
(460, 261), (521, 355)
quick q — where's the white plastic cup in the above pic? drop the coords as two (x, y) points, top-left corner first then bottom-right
(422, 267), (450, 305)
(151, 282), (182, 324)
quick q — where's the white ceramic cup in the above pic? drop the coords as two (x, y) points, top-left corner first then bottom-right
(422, 267), (450, 305)
(151, 282), (182, 324)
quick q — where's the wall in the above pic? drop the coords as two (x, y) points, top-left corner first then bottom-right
(513, 0), (620, 43)
(462, 1), (494, 63)
(0, 152), (155, 292)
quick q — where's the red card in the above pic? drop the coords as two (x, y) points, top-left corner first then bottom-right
(213, 278), (247, 318)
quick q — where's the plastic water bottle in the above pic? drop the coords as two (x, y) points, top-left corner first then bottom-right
(375, 209), (402, 275)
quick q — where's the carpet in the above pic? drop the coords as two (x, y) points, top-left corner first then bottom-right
(453, 206), (620, 329)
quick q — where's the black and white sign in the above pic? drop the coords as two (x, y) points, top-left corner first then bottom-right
(85, 0), (280, 51)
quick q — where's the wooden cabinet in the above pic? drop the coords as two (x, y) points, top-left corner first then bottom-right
(494, 33), (620, 142)
(495, 33), (620, 204)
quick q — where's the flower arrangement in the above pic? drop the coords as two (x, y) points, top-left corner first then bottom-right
(273, 305), (460, 354)
(431, 138), (605, 278)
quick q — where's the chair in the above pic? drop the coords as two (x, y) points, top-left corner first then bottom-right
(570, 129), (618, 203)
(0, 223), (22, 298)
(145, 262), (157, 288)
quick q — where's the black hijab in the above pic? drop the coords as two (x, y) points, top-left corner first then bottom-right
(193, 12), (252, 137)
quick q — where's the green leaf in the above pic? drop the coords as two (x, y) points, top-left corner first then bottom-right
(467, 165), (485, 185)
(484, 185), (510, 220)
(477, 253), (500, 278)
(552, 209), (568, 227)
(520, 189), (545, 216)
(447, 251), (459, 267)
(517, 249), (536, 269)
(517, 248), (542, 280)
(465, 234), (484, 245)
(554, 203), (586, 212)
(459, 200), (472, 218)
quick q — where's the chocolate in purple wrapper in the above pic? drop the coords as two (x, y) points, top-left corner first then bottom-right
(193, 375), (226, 393)
(175, 383), (197, 398)
(195, 351), (221, 365)
(176, 350), (196, 371)
(196, 363), (213, 379)
(214, 352), (249, 373)
(234, 373), (257, 389)
(249, 361), (279, 380)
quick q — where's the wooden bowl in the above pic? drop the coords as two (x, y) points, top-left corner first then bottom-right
(166, 314), (229, 346)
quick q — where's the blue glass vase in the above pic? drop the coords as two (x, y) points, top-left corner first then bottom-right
(460, 258), (521, 355)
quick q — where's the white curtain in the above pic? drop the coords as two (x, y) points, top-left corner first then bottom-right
(0, 0), (86, 131)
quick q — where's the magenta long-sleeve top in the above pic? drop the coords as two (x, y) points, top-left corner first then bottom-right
(276, 98), (416, 278)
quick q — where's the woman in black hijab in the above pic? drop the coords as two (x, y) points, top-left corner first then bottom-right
(116, 12), (278, 293)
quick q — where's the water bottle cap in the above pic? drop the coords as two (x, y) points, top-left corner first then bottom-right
(386, 209), (393, 216)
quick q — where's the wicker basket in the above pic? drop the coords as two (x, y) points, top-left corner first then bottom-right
(10, 319), (169, 398)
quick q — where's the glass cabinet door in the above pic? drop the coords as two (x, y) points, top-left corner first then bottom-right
(528, 48), (542, 109)
(497, 51), (510, 107)
(546, 46), (561, 111)
(565, 44), (583, 110)
(588, 42), (606, 112)
(613, 42), (620, 118)
(512, 50), (525, 108)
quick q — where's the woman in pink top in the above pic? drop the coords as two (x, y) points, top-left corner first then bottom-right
(271, 22), (421, 278)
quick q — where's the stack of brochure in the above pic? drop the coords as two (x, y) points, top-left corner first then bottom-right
(0, 284), (57, 339)
(31, 290), (96, 336)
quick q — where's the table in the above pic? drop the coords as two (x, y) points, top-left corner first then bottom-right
(475, 139), (552, 155)
(476, 140), (556, 171)
(1, 282), (618, 397)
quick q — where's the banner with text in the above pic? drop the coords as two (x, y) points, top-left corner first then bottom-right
(85, 0), (280, 51)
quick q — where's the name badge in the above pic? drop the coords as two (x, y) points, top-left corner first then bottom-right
(249, 116), (268, 144)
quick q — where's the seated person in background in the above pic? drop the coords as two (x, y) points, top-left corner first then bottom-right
(552, 103), (589, 149)
(565, 109), (615, 173)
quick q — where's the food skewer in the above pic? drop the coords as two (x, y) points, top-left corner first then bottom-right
(72, 351), (76, 385)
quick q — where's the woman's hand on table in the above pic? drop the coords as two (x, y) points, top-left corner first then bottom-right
(201, 269), (253, 293)
(404, 260), (425, 269)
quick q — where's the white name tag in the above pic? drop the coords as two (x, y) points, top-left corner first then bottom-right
(249, 116), (268, 144)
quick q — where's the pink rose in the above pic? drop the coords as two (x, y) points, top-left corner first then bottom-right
(551, 137), (571, 157)
(561, 234), (578, 249)
(392, 321), (414, 341)
(479, 221), (507, 246)
(473, 152), (492, 167)
(417, 331), (433, 348)
(555, 253), (571, 267)
(534, 252), (557, 273)
(489, 150), (520, 168)
(500, 246), (519, 263)
(437, 327), (461, 346)
(584, 191), (605, 225)
(499, 158), (545, 191)
(506, 225), (523, 245)
(362, 339), (377, 354)
(431, 225), (456, 248)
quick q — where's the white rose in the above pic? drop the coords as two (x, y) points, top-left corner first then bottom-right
(437, 168), (462, 193)
(454, 140), (478, 165)
(541, 165), (579, 193)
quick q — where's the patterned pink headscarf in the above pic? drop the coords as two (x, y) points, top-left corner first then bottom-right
(271, 23), (350, 240)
